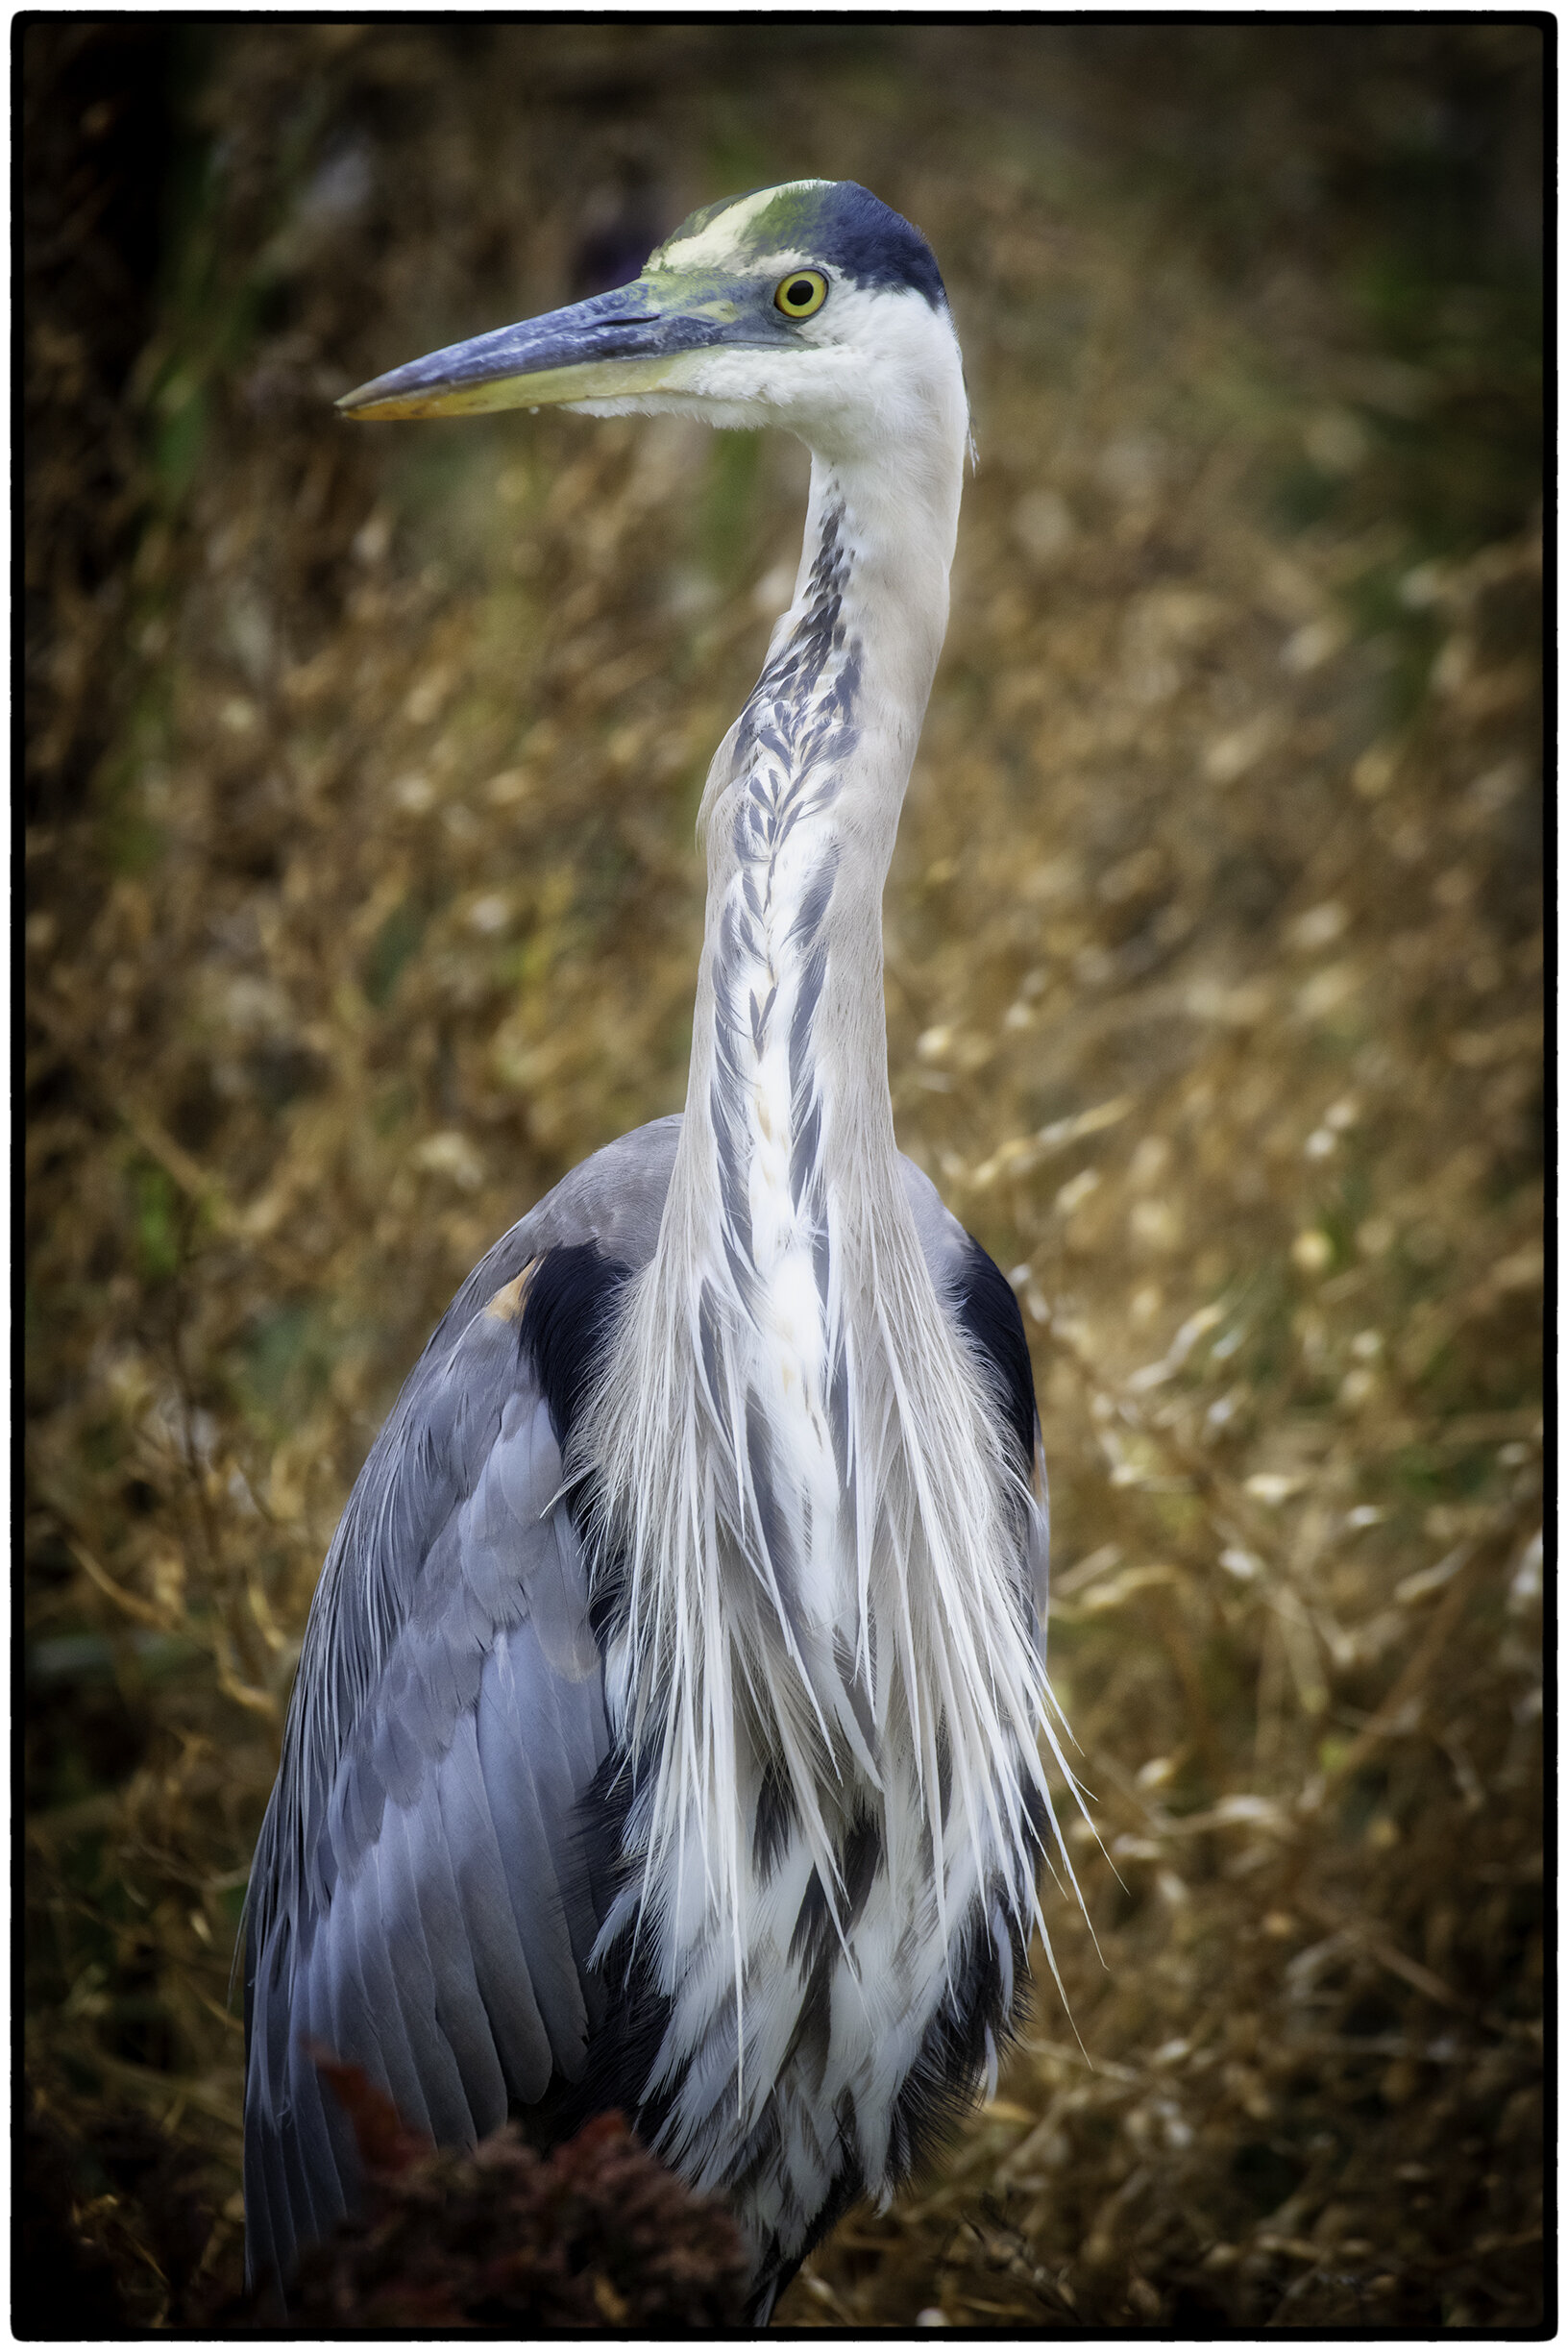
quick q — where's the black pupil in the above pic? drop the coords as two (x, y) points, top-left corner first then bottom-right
(787, 279), (814, 306)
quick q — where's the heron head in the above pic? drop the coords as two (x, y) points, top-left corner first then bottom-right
(338, 181), (965, 464)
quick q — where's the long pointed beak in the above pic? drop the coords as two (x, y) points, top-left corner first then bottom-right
(337, 277), (758, 421)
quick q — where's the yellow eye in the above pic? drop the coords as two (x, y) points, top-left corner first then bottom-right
(773, 269), (828, 320)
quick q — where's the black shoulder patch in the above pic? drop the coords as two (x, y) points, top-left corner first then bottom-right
(953, 1236), (1038, 1471)
(519, 1241), (631, 1449)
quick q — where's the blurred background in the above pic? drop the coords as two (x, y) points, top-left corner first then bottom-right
(23, 19), (1543, 2331)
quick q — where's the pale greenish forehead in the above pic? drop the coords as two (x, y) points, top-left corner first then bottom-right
(652, 182), (832, 275)
(649, 180), (948, 311)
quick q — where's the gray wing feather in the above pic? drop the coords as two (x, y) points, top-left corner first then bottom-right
(244, 1967), (282, 2212)
(284, 1969), (351, 2239)
(333, 1858), (436, 2137)
(400, 1785), (511, 2136)
(242, 1120), (681, 2288)
(476, 1626), (598, 2058)
(372, 1808), (478, 2139)
(434, 1708), (556, 2095)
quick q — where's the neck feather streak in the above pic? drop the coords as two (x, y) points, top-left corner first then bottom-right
(574, 438), (1075, 2154)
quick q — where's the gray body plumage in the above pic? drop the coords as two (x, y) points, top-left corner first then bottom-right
(244, 180), (1078, 2317)
(242, 1125), (1039, 2296)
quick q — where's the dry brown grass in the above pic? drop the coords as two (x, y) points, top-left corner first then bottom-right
(24, 23), (1543, 2330)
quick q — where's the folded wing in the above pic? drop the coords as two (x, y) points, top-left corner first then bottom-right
(242, 1123), (680, 2289)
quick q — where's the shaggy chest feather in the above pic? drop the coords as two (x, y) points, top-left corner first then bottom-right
(571, 484), (1058, 2300)
(589, 1276), (1037, 2285)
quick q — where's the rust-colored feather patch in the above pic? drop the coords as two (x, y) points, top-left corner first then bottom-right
(485, 1259), (539, 1323)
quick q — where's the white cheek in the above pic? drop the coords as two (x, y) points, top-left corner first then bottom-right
(674, 346), (855, 409)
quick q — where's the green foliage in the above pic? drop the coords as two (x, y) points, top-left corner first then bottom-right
(130, 1161), (182, 1283)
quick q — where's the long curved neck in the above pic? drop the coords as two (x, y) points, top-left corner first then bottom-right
(674, 429), (964, 1255)
(583, 389), (1054, 2021)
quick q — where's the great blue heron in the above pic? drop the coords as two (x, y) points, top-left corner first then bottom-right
(243, 179), (1081, 2320)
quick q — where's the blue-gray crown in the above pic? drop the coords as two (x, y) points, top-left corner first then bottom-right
(661, 181), (947, 311)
